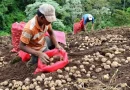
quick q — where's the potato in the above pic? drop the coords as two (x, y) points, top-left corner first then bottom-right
(50, 55), (63, 63)
(111, 61), (119, 68)
(102, 74), (110, 81)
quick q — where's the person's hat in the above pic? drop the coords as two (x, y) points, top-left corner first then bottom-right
(39, 3), (56, 22)
(88, 14), (92, 21)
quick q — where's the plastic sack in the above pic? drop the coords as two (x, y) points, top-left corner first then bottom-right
(11, 22), (26, 52)
(73, 19), (84, 34)
(34, 49), (69, 74)
(18, 50), (30, 62)
(18, 49), (69, 74)
(45, 30), (66, 45)
(11, 21), (66, 53)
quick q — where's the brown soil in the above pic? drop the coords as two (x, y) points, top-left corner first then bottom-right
(1, 27), (130, 90)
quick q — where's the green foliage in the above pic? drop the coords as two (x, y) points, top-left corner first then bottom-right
(73, 18), (80, 23)
(125, 0), (130, 9)
(19, 0), (35, 10)
(52, 19), (65, 31)
(81, 0), (109, 12)
(35, 0), (65, 19)
(108, 0), (121, 9)
(127, 7), (130, 13)
(0, 0), (14, 30)
(2, 0), (130, 35)
(64, 25), (73, 33)
(25, 2), (42, 20)
(67, 0), (83, 22)
(26, 0), (65, 19)
(25, 0), (72, 32)
(112, 9), (130, 26)
(52, 20), (72, 32)
(53, 0), (66, 6)
(5, 10), (25, 33)
(0, 31), (10, 36)
(0, 0), (26, 34)
(88, 7), (113, 29)
(63, 16), (72, 26)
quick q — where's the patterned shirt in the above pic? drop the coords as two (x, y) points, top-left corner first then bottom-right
(20, 15), (51, 51)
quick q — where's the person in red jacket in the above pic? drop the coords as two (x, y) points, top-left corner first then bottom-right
(19, 3), (63, 67)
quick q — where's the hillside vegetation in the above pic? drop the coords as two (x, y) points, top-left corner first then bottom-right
(1, 0), (130, 35)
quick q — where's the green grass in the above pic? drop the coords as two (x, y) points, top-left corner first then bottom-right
(0, 31), (10, 36)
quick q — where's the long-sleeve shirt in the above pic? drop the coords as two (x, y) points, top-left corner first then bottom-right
(82, 14), (94, 25)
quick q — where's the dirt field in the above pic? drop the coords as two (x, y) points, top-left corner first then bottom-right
(1, 27), (130, 90)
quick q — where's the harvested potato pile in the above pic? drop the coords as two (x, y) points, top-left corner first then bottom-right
(50, 55), (63, 63)
(1, 28), (130, 90)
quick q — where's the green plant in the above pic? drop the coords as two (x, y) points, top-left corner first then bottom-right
(127, 7), (130, 13)
(0, 0), (26, 34)
(0, 31), (10, 36)
(112, 9), (130, 26)
(25, 0), (73, 32)
(73, 18), (80, 23)
(52, 19), (65, 31)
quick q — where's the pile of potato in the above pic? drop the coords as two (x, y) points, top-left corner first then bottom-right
(1, 32), (130, 90)
(0, 57), (7, 68)
(48, 55), (63, 65)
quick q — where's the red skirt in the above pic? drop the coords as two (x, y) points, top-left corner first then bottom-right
(73, 19), (84, 34)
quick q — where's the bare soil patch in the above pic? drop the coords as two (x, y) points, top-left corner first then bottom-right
(1, 27), (130, 90)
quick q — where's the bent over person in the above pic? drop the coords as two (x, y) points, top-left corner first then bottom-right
(73, 14), (95, 34)
(19, 3), (63, 67)
(82, 14), (94, 31)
